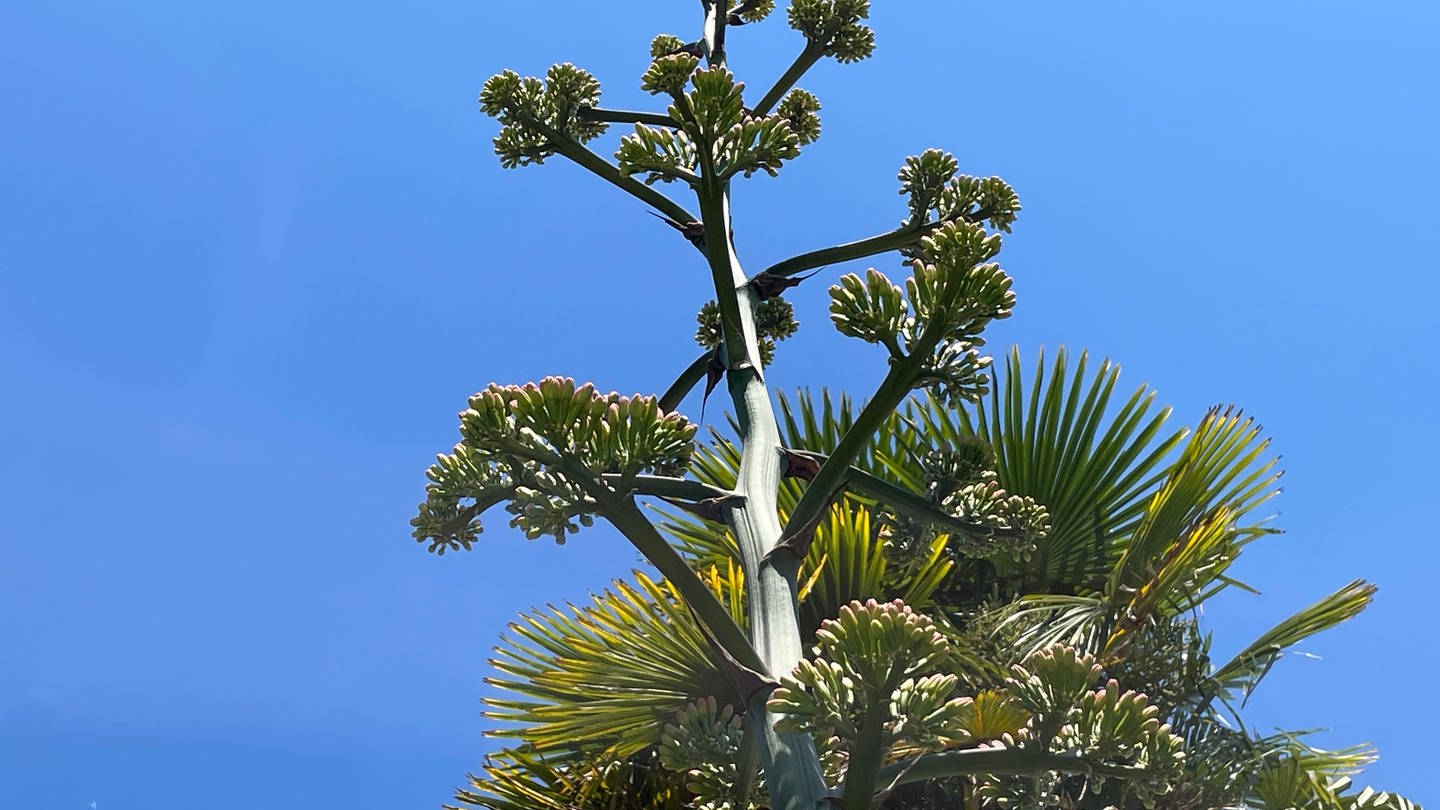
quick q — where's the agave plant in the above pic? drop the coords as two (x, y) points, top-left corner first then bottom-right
(411, 2), (1415, 808)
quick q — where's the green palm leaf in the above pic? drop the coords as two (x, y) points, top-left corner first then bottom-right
(1209, 580), (1377, 706)
(905, 346), (1184, 591)
(485, 571), (739, 759)
(459, 747), (687, 810)
(1107, 405), (1280, 603)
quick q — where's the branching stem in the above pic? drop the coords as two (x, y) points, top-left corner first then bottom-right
(577, 106), (676, 128)
(783, 449), (1028, 539)
(754, 43), (824, 116)
(778, 351), (927, 548)
(874, 747), (1151, 787)
(840, 704), (888, 810)
(604, 473), (740, 504)
(601, 496), (767, 674)
(759, 221), (941, 281)
(521, 113), (699, 229)
(779, 270), (971, 547)
(659, 351), (715, 412)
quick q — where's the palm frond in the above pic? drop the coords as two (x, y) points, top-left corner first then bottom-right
(905, 347), (1185, 592)
(1107, 405), (1281, 602)
(1103, 504), (1245, 657)
(995, 593), (1111, 661)
(1209, 580), (1376, 705)
(457, 747), (687, 810)
(1250, 729), (1379, 778)
(792, 496), (954, 637)
(485, 571), (738, 759)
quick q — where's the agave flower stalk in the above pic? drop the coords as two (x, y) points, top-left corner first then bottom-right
(416, 2), (1247, 809)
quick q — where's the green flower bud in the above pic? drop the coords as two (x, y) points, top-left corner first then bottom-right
(734, 0), (776, 24)
(477, 64), (607, 169)
(899, 149), (960, 221)
(641, 53), (699, 96)
(776, 89), (823, 145)
(788, 0), (875, 63)
(649, 33), (686, 58)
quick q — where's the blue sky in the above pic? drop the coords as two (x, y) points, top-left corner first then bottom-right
(2, 1), (1436, 808)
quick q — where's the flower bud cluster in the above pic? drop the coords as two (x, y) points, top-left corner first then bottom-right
(899, 148), (1021, 231)
(882, 440), (1049, 562)
(829, 220), (1014, 406)
(769, 600), (973, 767)
(776, 89), (822, 145)
(618, 66), (803, 185)
(479, 64), (607, 168)
(733, 0), (777, 24)
(412, 377), (697, 548)
(695, 297), (799, 366)
(657, 697), (766, 810)
(789, 0), (875, 63)
(941, 476), (1051, 558)
(996, 646), (1186, 804)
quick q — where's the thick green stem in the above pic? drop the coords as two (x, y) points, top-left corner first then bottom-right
(660, 351), (713, 413)
(873, 747), (1150, 787)
(758, 221), (940, 280)
(840, 707), (888, 810)
(732, 711), (762, 807)
(654, 11), (832, 806)
(691, 26), (830, 795)
(602, 497), (766, 674)
(523, 114), (698, 228)
(698, 187), (832, 809)
(577, 106), (676, 128)
(703, 0), (728, 65)
(779, 353), (927, 547)
(754, 43), (823, 116)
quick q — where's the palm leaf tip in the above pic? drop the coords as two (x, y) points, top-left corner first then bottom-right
(1210, 579), (1376, 704)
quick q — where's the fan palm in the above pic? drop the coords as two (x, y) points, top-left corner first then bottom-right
(452, 348), (1411, 810)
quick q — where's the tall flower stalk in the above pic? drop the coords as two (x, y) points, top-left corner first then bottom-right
(409, 4), (1416, 810)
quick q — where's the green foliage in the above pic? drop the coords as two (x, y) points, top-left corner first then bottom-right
(1208, 579), (1376, 708)
(463, 747), (688, 810)
(485, 571), (739, 759)
(1249, 757), (1422, 810)
(903, 347), (1188, 591)
(479, 64), (607, 168)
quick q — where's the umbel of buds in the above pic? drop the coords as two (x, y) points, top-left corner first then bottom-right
(769, 602), (1185, 793)
(411, 378), (697, 548)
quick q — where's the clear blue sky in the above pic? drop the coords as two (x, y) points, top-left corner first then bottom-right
(2, 1), (1436, 808)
